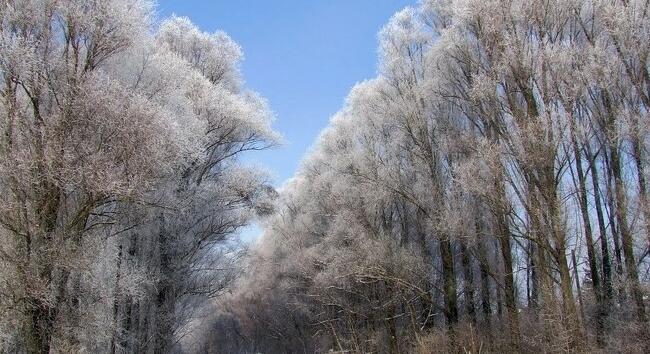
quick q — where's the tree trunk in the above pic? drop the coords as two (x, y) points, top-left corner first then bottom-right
(631, 132), (650, 246)
(610, 144), (648, 323)
(604, 149), (625, 279)
(440, 237), (458, 350)
(476, 240), (493, 342)
(461, 242), (477, 327)
(569, 119), (605, 344)
(26, 299), (55, 354)
(493, 178), (521, 350)
(586, 142), (613, 307)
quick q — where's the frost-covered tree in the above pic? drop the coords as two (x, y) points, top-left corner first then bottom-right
(201, 1), (649, 353)
(0, 2), (277, 353)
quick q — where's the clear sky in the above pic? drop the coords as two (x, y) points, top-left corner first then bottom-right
(156, 0), (416, 241)
(156, 0), (416, 186)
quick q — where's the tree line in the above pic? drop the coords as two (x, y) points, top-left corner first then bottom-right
(0, 1), (278, 353)
(200, 0), (650, 353)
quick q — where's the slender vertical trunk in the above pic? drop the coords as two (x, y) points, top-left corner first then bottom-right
(417, 210), (435, 330)
(477, 240), (493, 333)
(496, 226), (520, 350)
(440, 238), (459, 331)
(604, 150), (624, 278)
(461, 243), (477, 327)
(493, 179), (520, 350)
(631, 132), (650, 246)
(549, 187), (582, 347)
(569, 119), (605, 344)
(155, 251), (175, 352)
(556, 247), (581, 346)
(571, 250), (586, 325)
(110, 243), (122, 354)
(586, 143), (613, 306)
(386, 283), (399, 354)
(610, 144), (648, 323)
(495, 273), (503, 322)
(25, 183), (61, 354)
(528, 179), (562, 343)
(527, 241), (539, 311)
(569, 121), (601, 297)
(440, 237), (459, 353)
(487, 118), (521, 348)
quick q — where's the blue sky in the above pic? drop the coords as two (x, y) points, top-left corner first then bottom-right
(156, 0), (416, 240)
(157, 0), (415, 185)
